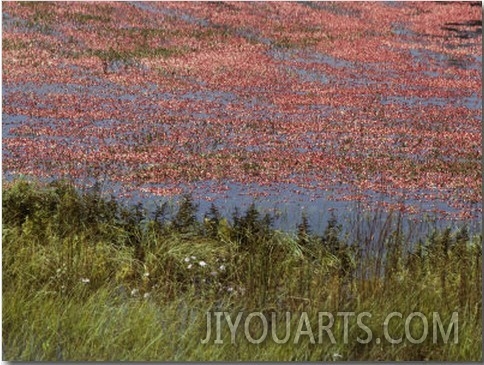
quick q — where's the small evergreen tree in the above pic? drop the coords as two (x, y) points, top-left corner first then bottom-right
(173, 194), (199, 233)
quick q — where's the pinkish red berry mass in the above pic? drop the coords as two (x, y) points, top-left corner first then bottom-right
(2, 1), (481, 227)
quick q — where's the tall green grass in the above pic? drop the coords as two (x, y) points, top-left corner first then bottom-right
(2, 179), (482, 360)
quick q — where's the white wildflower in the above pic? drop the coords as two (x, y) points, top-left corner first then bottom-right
(187, 263), (193, 269)
(184, 257), (190, 263)
(131, 288), (140, 297)
(219, 264), (226, 271)
(80, 278), (90, 284)
(198, 261), (207, 267)
(143, 292), (151, 299)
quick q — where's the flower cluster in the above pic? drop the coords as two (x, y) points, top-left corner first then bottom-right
(182, 255), (238, 295)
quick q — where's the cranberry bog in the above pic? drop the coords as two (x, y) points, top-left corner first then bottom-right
(2, 2), (482, 232)
(2, 2), (483, 361)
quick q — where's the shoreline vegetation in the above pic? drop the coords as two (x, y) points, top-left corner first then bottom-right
(3, 178), (482, 361)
